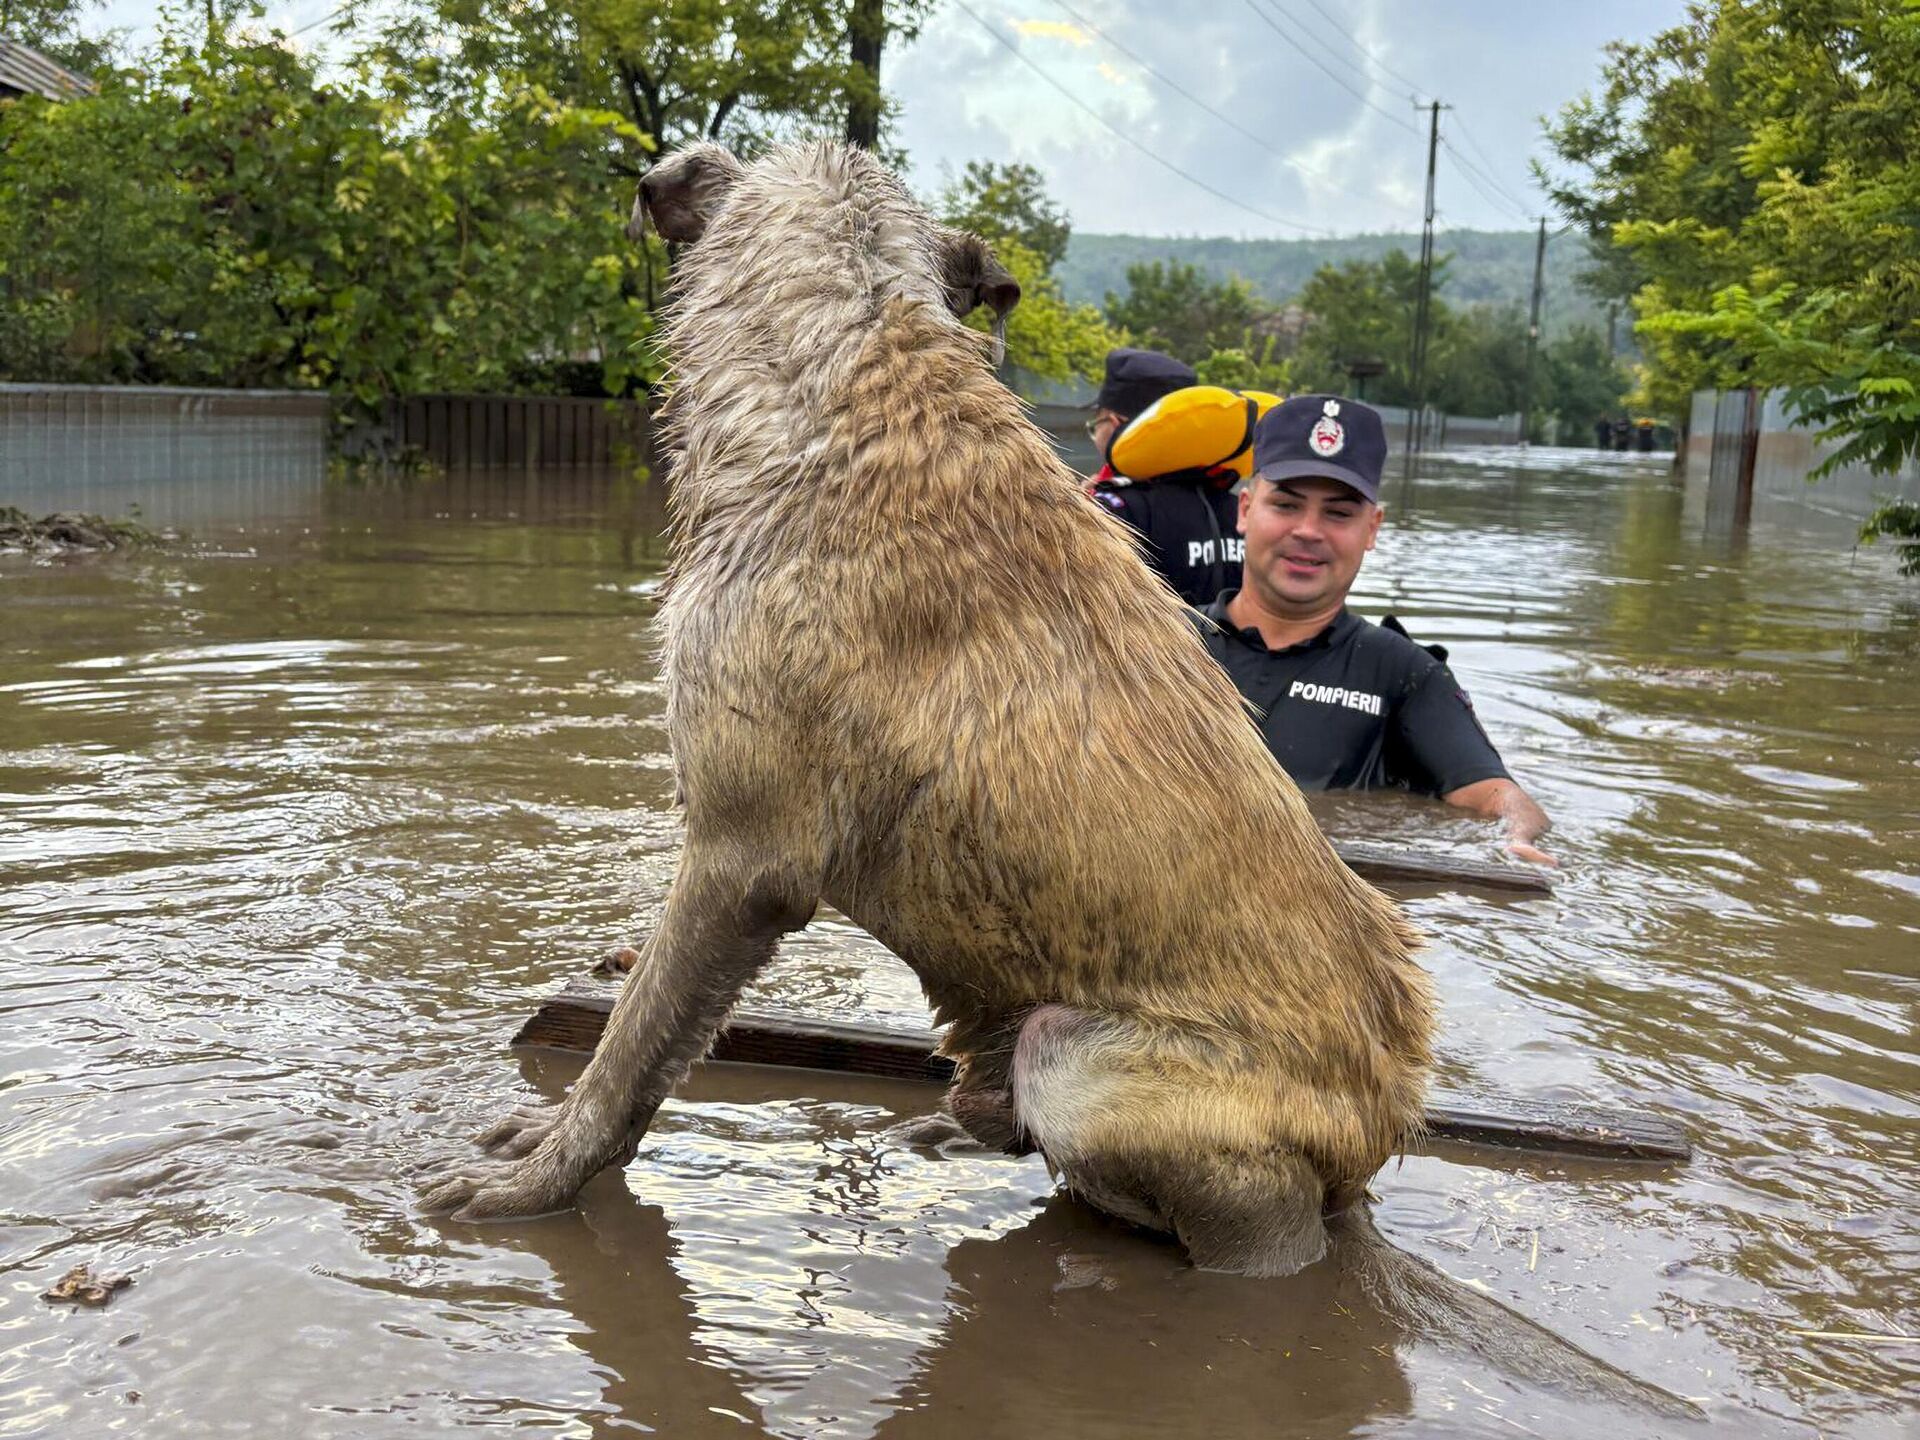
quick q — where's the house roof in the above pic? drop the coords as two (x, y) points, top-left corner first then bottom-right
(0, 38), (96, 102)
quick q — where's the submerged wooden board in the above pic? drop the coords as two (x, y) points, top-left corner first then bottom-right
(1331, 841), (1554, 895)
(512, 981), (1689, 1162)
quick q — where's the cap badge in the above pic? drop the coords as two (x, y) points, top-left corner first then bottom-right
(1309, 399), (1346, 457)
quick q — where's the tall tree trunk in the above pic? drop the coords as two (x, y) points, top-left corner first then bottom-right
(845, 0), (884, 150)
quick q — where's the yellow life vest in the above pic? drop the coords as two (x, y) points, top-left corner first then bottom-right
(1109, 386), (1285, 482)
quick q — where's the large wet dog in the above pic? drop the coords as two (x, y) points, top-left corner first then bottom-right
(422, 140), (1431, 1277)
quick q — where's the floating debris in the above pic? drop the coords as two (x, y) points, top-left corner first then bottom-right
(1625, 663), (1779, 690)
(42, 1264), (133, 1308)
(0, 507), (168, 553)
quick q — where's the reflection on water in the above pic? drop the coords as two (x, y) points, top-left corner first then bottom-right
(1, 450), (1915, 1438)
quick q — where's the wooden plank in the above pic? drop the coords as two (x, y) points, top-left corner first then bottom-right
(511, 983), (1690, 1162)
(1331, 841), (1554, 895)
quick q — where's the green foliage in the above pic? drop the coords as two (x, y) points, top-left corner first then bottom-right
(1194, 339), (1292, 394)
(1103, 260), (1262, 365)
(1545, 0), (1920, 478)
(1056, 229), (1606, 338)
(938, 160), (1069, 272)
(977, 237), (1118, 384)
(0, 0), (115, 73)
(1436, 303), (1531, 419)
(1288, 251), (1429, 404)
(1543, 324), (1632, 434)
(421, 0), (932, 160)
(936, 157), (1118, 384)
(0, 23), (656, 404)
(1859, 499), (1920, 575)
(1284, 250), (1625, 428)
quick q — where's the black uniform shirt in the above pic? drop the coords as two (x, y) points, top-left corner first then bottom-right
(1193, 592), (1510, 796)
(1093, 476), (1243, 606)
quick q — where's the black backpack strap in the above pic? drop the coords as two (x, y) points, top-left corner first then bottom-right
(1381, 613), (1448, 664)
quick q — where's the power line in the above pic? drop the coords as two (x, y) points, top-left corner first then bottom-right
(1252, 0), (1545, 225)
(1439, 138), (1533, 223)
(1241, 0), (1420, 138)
(1449, 114), (1531, 211)
(1044, 0), (1398, 214)
(1446, 122), (1535, 217)
(1291, 0), (1425, 96)
(952, 0), (1339, 236)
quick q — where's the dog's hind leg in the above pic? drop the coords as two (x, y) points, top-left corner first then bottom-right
(421, 844), (815, 1221)
(1010, 1003), (1330, 1277)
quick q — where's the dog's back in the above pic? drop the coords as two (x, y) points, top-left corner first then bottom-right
(691, 298), (1432, 1210)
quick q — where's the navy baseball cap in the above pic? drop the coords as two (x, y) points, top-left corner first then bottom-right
(1095, 347), (1196, 418)
(1252, 394), (1387, 503)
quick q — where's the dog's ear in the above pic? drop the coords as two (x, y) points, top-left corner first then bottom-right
(628, 144), (745, 245)
(940, 231), (1022, 364)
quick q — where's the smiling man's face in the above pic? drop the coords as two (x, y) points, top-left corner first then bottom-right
(1237, 474), (1384, 617)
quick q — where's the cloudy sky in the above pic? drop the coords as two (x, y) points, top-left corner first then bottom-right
(95, 0), (1686, 239)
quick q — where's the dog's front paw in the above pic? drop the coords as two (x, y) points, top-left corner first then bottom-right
(418, 1158), (579, 1222)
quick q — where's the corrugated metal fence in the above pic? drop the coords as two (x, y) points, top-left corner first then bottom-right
(0, 382), (329, 527)
(1685, 386), (1920, 533)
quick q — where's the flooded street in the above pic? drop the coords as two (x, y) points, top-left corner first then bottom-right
(1, 448), (1915, 1438)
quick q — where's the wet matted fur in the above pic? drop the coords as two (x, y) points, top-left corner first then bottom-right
(422, 140), (1433, 1276)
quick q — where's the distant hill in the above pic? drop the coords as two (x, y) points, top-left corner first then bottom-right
(1056, 229), (1608, 340)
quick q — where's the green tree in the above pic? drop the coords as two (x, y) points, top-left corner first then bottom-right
(407, 1), (934, 312)
(1103, 259), (1262, 364)
(937, 160), (1069, 272)
(1542, 324), (1631, 438)
(936, 157), (1117, 384)
(417, 0), (931, 164)
(1288, 250), (1436, 405)
(1429, 303), (1529, 419)
(1194, 339), (1292, 394)
(1544, 0), (1920, 485)
(0, 0), (113, 73)
(0, 23), (655, 403)
(978, 238), (1118, 385)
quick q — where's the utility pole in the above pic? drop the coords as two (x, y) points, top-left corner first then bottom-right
(1403, 100), (1445, 478)
(1518, 215), (1547, 446)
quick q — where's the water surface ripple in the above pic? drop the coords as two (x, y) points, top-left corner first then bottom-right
(1, 453), (1914, 1438)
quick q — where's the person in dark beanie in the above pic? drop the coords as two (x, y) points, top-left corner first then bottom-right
(1084, 347), (1246, 605)
(1085, 347), (1196, 486)
(1193, 393), (1556, 863)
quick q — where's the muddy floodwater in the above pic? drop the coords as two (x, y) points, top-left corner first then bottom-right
(2, 448), (1915, 1438)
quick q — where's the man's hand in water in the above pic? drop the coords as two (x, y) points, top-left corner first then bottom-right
(1442, 778), (1558, 867)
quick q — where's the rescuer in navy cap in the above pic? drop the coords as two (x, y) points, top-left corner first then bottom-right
(1189, 392), (1558, 864)
(1086, 347), (1197, 483)
(1250, 392), (1389, 502)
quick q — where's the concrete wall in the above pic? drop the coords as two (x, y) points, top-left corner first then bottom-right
(1, 383), (331, 529)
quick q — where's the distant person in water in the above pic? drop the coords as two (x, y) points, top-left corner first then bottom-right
(1191, 394), (1556, 864)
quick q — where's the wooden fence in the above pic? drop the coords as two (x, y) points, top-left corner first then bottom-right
(380, 393), (652, 469)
